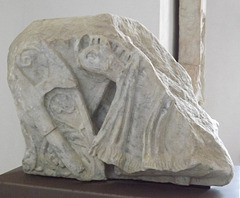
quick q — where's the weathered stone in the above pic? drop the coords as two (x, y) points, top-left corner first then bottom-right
(8, 14), (233, 186)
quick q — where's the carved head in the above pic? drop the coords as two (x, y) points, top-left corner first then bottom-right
(77, 34), (113, 74)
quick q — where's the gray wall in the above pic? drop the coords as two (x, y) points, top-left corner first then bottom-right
(205, 0), (240, 165)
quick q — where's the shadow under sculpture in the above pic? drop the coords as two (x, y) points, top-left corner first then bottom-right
(8, 14), (233, 186)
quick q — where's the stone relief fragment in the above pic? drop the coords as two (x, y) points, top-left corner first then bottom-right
(8, 14), (233, 186)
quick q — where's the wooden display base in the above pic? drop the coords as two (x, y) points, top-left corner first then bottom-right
(0, 166), (239, 198)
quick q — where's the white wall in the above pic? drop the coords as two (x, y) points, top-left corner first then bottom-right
(159, 0), (178, 58)
(205, 0), (240, 165)
(0, 0), (163, 174)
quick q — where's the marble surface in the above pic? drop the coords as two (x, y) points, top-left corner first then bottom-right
(7, 14), (233, 186)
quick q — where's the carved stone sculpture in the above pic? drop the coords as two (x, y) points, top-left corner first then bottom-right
(8, 14), (233, 186)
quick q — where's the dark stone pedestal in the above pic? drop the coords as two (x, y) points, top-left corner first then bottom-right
(0, 166), (239, 198)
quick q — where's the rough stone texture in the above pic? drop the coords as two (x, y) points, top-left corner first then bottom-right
(8, 14), (233, 186)
(179, 0), (206, 104)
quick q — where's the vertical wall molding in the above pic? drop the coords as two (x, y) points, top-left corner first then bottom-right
(178, 0), (206, 104)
